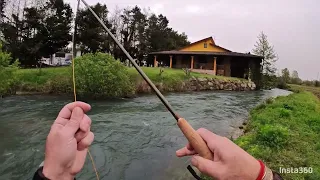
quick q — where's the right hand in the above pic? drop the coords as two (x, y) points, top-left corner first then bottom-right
(176, 128), (260, 180)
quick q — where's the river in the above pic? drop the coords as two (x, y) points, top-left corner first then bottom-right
(0, 89), (290, 180)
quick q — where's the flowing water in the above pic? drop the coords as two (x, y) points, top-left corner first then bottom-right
(0, 89), (291, 180)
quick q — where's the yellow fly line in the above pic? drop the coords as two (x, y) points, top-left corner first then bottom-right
(71, 0), (100, 179)
(71, 0), (210, 179)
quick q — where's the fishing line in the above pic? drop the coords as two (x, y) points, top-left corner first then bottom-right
(72, 0), (100, 180)
(72, 52), (100, 180)
(74, 0), (210, 179)
(79, 0), (181, 121)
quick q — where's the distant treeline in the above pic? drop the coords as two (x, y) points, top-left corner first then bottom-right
(0, 0), (190, 66)
(277, 68), (320, 89)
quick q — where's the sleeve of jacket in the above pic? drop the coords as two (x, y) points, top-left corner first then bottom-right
(33, 166), (76, 180)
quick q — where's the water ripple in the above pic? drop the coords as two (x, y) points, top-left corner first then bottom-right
(0, 89), (291, 180)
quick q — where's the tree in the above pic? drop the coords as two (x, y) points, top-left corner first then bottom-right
(290, 70), (301, 84)
(252, 32), (278, 89)
(76, 5), (189, 63)
(281, 68), (290, 83)
(2, 2), (190, 67)
(0, 0), (6, 35)
(118, 6), (148, 63)
(39, 0), (73, 62)
(76, 3), (111, 54)
(146, 13), (189, 53)
(109, 6), (122, 59)
(2, 0), (72, 66)
(0, 0), (5, 17)
(2, 14), (23, 64)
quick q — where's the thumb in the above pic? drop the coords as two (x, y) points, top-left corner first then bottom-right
(191, 155), (221, 178)
(64, 107), (84, 136)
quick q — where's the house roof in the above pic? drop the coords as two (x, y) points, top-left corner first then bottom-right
(178, 36), (232, 52)
(149, 50), (263, 59)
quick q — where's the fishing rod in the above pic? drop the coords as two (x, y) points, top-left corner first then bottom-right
(79, 0), (213, 161)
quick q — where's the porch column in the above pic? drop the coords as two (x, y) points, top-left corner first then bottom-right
(213, 57), (217, 75)
(169, 55), (173, 68)
(223, 57), (231, 77)
(154, 56), (157, 67)
(191, 56), (194, 69)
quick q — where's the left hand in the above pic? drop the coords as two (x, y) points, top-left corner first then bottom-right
(43, 102), (94, 180)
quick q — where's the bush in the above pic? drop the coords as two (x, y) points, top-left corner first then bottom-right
(276, 77), (288, 89)
(74, 53), (134, 98)
(0, 44), (19, 97)
(256, 125), (289, 149)
(44, 75), (72, 94)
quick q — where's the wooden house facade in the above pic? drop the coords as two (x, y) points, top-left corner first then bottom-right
(149, 37), (262, 82)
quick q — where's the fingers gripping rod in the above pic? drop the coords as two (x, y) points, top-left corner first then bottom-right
(79, 0), (213, 160)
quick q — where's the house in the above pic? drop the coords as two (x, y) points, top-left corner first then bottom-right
(41, 42), (82, 66)
(149, 37), (262, 82)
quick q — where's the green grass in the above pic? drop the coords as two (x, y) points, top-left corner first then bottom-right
(128, 67), (245, 86)
(16, 67), (70, 85)
(289, 84), (320, 99)
(14, 66), (245, 93)
(14, 67), (71, 92)
(235, 92), (320, 179)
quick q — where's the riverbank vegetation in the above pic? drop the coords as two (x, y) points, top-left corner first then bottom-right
(277, 68), (320, 90)
(74, 53), (134, 98)
(0, 44), (19, 97)
(2, 52), (248, 97)
(289, 84), (320, 99)
(236, 92), (320, 179)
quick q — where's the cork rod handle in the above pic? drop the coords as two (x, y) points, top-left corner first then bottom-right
(177, 118), (213, 160)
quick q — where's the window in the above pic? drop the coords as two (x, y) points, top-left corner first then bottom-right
(56, 52), (66, 57)
(204, 42), (208, 48)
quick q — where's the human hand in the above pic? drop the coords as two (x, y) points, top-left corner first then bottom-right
(176, 128), (260, 180)
(43, 102), (94, 180)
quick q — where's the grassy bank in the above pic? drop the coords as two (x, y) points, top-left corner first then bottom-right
(13, 66), (245, 95)
(289, 84), (320, 99)
(235, 92), (320, 179)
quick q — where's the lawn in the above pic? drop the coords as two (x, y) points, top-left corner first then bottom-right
(289, 84), (320, 99)
(15, 66), (246, 92)
(16, 66), (71, 85)
(128, 67), (244, 82)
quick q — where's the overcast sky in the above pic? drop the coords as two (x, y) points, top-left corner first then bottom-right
(66, 0), (320, 80)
